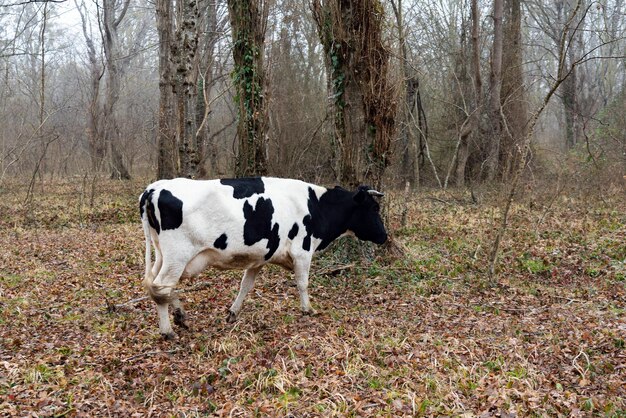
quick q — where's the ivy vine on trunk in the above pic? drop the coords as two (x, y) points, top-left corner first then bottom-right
(312, 0), (396, 189)
(228, 0), (269, 177)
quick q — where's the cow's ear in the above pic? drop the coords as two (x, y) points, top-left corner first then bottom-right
(353, 188), (368, 205)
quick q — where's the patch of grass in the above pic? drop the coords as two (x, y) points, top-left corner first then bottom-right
(368, 377), (384, 389)
(278, 386), (301, 407)
(24, 364), (62, 384)
(484, 358), (503, 373)
(0, 272), (23, 288)
(507, 365), (528, 379)
(218, 357), (238, 378)
(57, 346), (73, 356)
(518, 254), (551, 275)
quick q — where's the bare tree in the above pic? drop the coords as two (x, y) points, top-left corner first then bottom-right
(174, 0), (200, 178)
(101, 0), (132, 179)
(391, 0), (427, 189)
(76, 0), (105, 171)
(500, 0), (527, 180)
(156, 0), (176, 178)
(485, 0), (504, 181)
(446, 0), (482, 188)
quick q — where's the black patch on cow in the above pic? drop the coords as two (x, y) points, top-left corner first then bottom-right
(141, 189), (161, 234)
(288, 223), (299, 240)
(221, 177), (265, 199)
(242, 197), (280, 260)
(214, 233), (228, 250)
(302, 188), (323, 251)
(266, 223), (280, 260)
(158, 189), (184, 231)
(139, 189), (148, 218)
(302, 215), (312, 251)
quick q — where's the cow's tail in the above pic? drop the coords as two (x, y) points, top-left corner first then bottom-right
(140, 192), (155, 292)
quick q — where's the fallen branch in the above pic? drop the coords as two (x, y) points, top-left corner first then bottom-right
(112, 281), (215, 309)
(123, 349), (181, 363)
(315, 264), (355, 276)
(427, 196), (451, 205)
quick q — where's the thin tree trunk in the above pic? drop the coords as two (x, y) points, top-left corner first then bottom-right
(501, 0), (527, 181)
(456, 0), (482, 187)
(37, 3), (47, 181)
(175, 0), (200, 178)
(102, 0), (131, 180)
(77, 0), (105, 172)
(486, 0), (504, 181)
(156, 0), (177, 178)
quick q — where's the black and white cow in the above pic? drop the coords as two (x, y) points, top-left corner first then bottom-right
(139, 177), (387, 339)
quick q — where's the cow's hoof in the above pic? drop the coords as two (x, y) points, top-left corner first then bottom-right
(161, 331), (178, 340)
(302, 308), (318, 317)
(173, 309), (189, 329)
(226, 311), (237, 324)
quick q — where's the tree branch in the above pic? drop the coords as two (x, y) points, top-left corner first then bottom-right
(2, 0), (66, 6)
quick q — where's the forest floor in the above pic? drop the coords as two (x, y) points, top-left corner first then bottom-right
(0, 178), (624, 417)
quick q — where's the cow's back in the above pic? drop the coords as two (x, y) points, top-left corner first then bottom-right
(141, 177), (327, 272)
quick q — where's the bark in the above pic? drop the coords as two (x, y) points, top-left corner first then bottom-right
(455, 0), (482, 187)
(156, 0), (177, 178)
(175, 0), (200, 178)
(501, 0), (527, 180)
(312, 0), (396, 189)
(392, 0), (424, 189)
(77, 0), (105, 171)
(194, 0), (221, 177)
(102, 0), (131, 180)
(561, 33), (581, 149)
(485, 0), (504, 181)
(228, 0), (269, 177)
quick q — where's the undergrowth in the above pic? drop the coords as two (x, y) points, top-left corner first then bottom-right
(0, 178), (624, 416)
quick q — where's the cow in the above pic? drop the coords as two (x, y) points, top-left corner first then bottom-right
(139, 177), (387, 339)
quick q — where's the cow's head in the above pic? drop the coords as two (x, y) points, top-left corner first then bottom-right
(348, 186), (388, 245)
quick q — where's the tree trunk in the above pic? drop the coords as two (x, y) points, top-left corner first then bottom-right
(312, 0), (396, 189)
(392, 0), (424, 190)
(456, 0), (482, 187)
(228, 0), (269, 177)
(156, 0), (177, 179)
(561, 24), (581, 150)
(485, 0), (504, 181)
(501, 0), (527, 180)
(102, 0), (131, 180)
(175, 0), (200, 178)
(194, 0), (221, 177)
(76, 0), (105, 172)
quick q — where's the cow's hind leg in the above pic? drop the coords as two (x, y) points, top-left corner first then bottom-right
(294, 259), (316, 315)
(227, 266), (262, 323)
(148, 263), (185, 339)
(171, 295), (189, 329)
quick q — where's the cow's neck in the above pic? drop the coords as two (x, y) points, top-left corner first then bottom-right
(308, 186), (354, 252)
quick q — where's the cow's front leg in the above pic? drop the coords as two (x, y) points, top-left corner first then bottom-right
(294, 259), (316, 315)
(227, 266), (262, 323)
